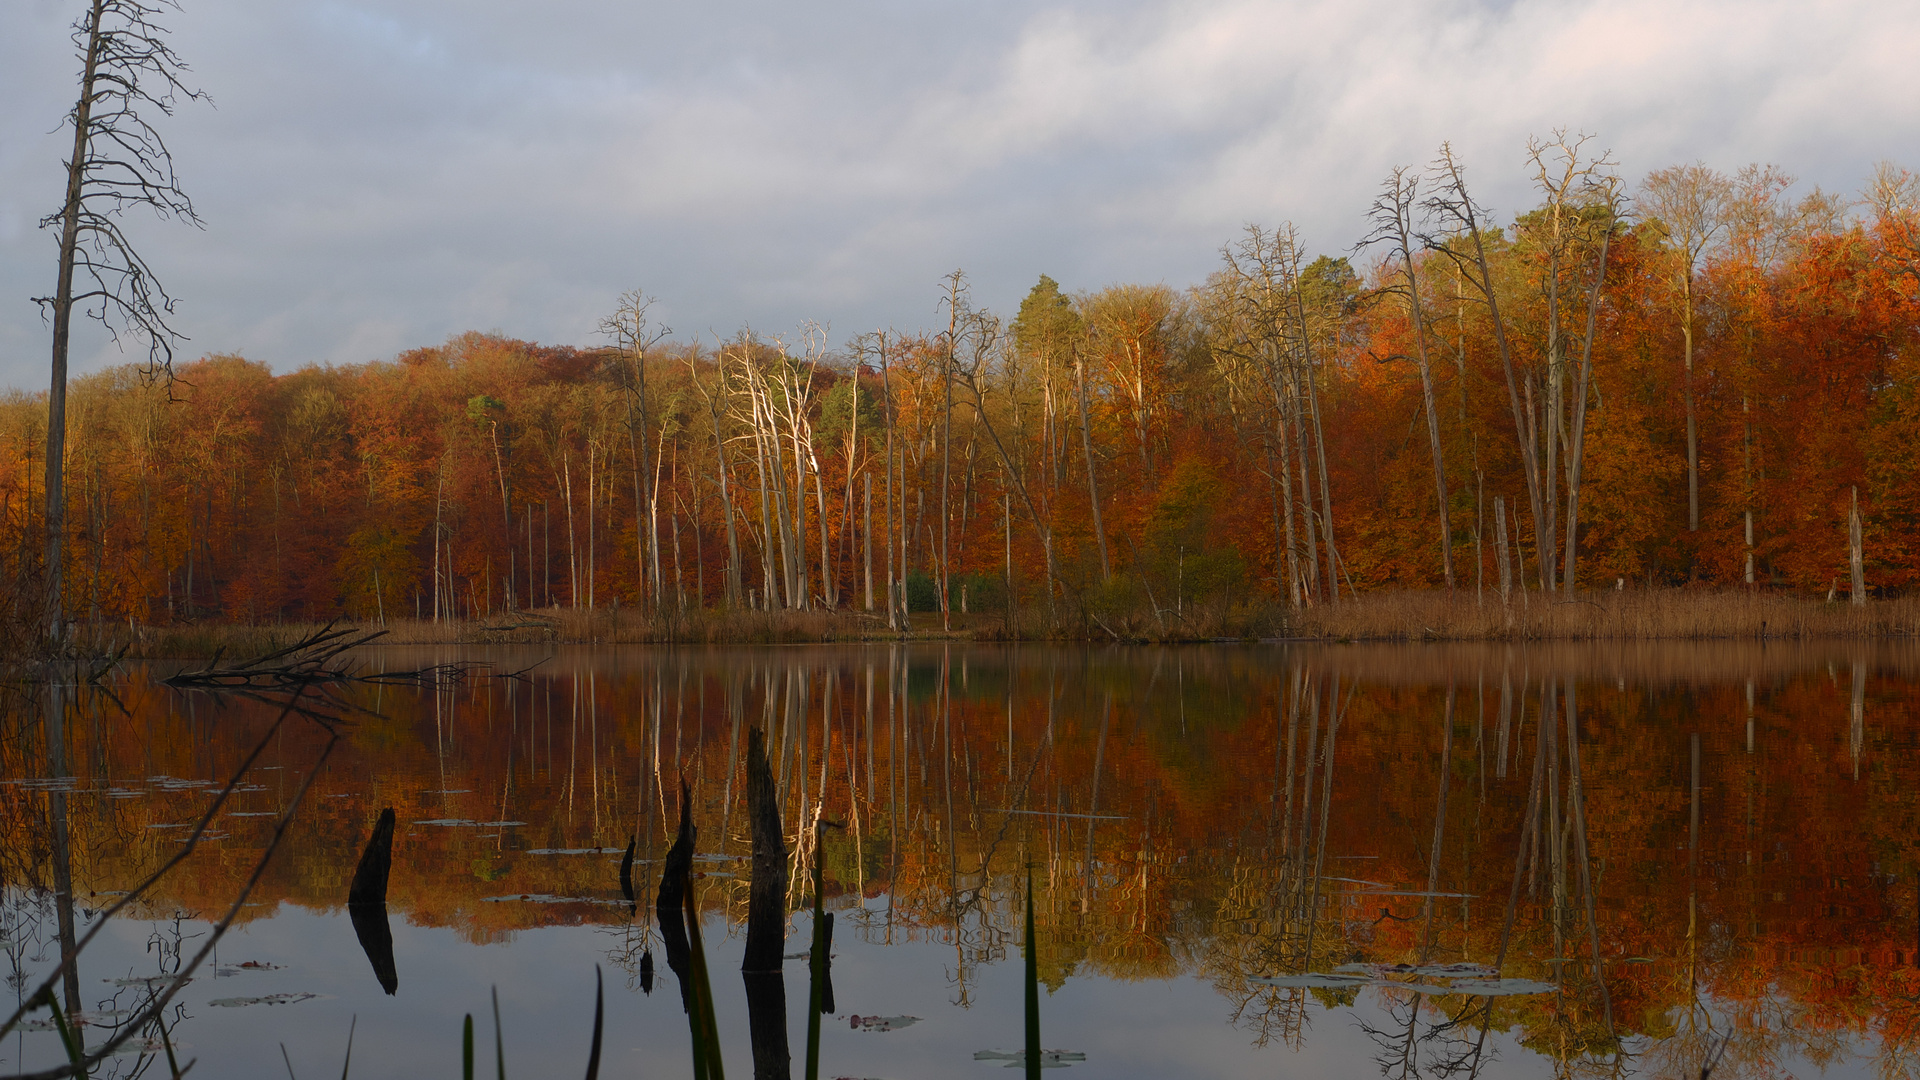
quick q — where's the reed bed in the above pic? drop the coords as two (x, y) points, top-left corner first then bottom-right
(124, 606), (954, 659)
(89, 588), (1920, 661)
(1293, 588), (1920, 642)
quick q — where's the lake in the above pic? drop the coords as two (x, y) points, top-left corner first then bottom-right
(4, 641), (1919, 1079)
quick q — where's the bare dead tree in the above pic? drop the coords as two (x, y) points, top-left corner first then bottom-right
(1637, 164), (1730, 538)
(1362, 167), (1454, 589)
(35, 0), (207, 640)
(602, 289), (670, 608)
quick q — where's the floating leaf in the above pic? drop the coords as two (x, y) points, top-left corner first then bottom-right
(1407, 963), (1499, 979)
(973, 1049), (1086, 1068)
(1249, 973), (1373, 989)
(108, 975), (189, 988)
(103, 1037), (171, 1057)
(208, 992), (320, 1008)
(1443, 978), (1558, 997)
(480, 894), (625, 905)
(850, 1014), (919, 1032)
(215, 961), (282, 976)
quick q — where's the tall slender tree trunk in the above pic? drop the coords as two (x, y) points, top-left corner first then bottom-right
(940, 340), (954, 631)
(486, 421), (515, 610)
(1438, 150), (1552, 602)
(1684, 279), (1699, 533)
(1562, 224), (1612, 596)
(564, 456), (579, 607)
(864, 473), (873, 611)
(1385, 200), (1454, 589)
(42, 1), (111, 640)
(624, 360), (651, 606)
(1850, 487), (1866, 606)
(1303, 355), (1340, 604)
(880, 342), (899, 630)
(1075, 352), (1111, 583)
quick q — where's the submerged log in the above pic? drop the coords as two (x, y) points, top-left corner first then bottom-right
(742, 727), (787, 974)
(743, 971), (792, 1080)
(818, 910), (835, 1015)
(347, 808), (395, 906)
(347, 808), (398, 994)
(656, 780), (695, 925)
(656, 779), (697, 1015)
(348, 904), (398, 996)
(619, 836), (637, 915)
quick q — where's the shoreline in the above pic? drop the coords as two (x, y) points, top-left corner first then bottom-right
(93, 588), (1920, 660)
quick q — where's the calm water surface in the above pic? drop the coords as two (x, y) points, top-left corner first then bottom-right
(5, 642), (1920, 1079)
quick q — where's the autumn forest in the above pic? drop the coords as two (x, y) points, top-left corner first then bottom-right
(10, 140), (1920, 632)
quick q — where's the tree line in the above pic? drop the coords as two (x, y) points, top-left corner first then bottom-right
(7, 137), (1920, 628)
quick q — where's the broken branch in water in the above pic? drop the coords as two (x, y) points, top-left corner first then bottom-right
(163, 622), (386, 688)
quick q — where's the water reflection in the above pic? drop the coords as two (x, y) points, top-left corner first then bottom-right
(2, 641), (1918, 1078)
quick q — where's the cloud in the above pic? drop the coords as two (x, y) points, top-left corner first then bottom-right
(1, 0), (1915, 390)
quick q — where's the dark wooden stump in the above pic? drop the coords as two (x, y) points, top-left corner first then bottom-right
(742, 727), (787, 975)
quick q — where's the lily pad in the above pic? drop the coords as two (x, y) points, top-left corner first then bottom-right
(19, 1011), (129, 1031)
(1249, 973), (1374, 989)
(851, 1014), (920, 1031)
(215, 961), (282, 976)
(1444, 978), (1558, 996)
(104, 1037), (171, 1057)
(1405, 963), (1499, 979)
(480, 893), (625, 905)
(974, 1049), (1087, 1068)
(208, 992), (319, 1008)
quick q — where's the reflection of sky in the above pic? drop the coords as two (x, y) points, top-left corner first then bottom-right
(8, 902), (1597, 1079)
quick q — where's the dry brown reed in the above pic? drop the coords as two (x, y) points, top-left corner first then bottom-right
(1292, 588), (1920, 642)
(108, 589), (1919, 660)
(124, 606), (955, 659)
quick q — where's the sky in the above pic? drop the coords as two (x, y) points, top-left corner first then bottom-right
(2, 0), (1917, 391)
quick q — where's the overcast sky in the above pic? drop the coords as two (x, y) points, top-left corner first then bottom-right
(2, 0), (1915, 391)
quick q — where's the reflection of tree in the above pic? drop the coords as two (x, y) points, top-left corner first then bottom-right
(1, 681), (341, 1077)
(10, 646), (1920, 1075)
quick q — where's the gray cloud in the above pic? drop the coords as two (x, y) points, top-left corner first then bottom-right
(2, 0), (1915, 389)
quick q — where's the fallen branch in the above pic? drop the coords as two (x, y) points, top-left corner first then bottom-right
(163, 622), (386, 688)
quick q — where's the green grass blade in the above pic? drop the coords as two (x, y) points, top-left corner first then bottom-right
(684, 869), (726, 1080)
(338, 1015), (356, 1080)
(463, 1014), (474, 1080)
(806, 820), (825, 1080)
(156, 1012), (186, 1080)
(491, 987), (505, 1080)
(1026, 868), (1041, 1080)
(41, 990), (87, 1080)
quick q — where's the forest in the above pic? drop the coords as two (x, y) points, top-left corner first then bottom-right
(7, 140), (1920, 633)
